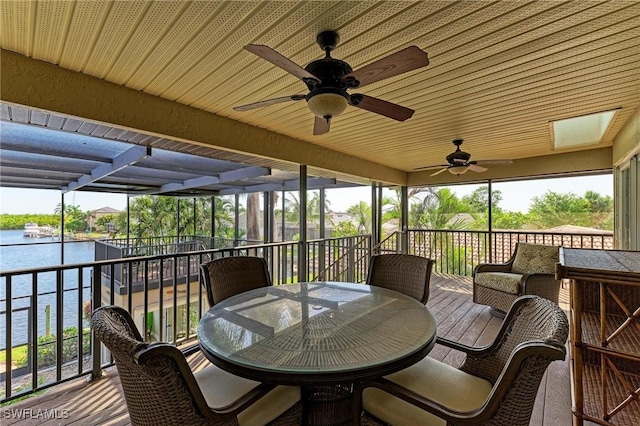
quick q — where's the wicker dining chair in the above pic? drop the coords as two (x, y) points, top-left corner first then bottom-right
(361, 295), (569, 425)
(92, 305), (300, 426)
(366, 254), (435, 304)
(199, 256), (272, 307)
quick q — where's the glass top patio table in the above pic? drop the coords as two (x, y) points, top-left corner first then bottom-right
(197, 281), (437, 385)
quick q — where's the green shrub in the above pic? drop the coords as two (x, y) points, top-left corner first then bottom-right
(27, 327), (91, 368)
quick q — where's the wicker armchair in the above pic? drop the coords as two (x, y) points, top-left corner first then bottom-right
(366, 254), (435, 304)
(361, 295), (569, 425)
(92, 305), (300, 426)
(473, 242), (561, 317)
(200, 256), (272, 307)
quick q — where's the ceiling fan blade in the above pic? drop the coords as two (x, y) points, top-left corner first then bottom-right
(413, 164), (448, 171)
(430, 168), (448, 176)
(468, 164), (488, 173)
(342, 46), (429, 88)
(313, 116), (330, 135)
(475, 159), (514, 165)
(233, 95), (306, 111)
(352, 94), (414, 121)
(245, 44), (321, 83)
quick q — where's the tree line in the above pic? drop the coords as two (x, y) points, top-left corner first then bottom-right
(330, 187), (612, 236)
(0, 214), (59, 230)
(406, 187), (612, 232)
(0, 188), (612, 236)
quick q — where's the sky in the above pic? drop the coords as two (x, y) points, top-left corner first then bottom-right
(0, 174), (613, 215)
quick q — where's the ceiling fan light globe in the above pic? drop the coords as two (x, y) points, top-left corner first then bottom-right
(307, 93), (348, 119)
(448, 165), (469, 175)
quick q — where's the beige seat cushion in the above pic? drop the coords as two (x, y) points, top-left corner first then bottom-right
(363, 356), (492, 426)
(237, 385), (300, 426)
(475, 272), (523, 294)
(194, 364), (300, 426)
(511, 243), (559, 274)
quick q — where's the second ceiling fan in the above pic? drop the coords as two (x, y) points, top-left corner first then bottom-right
(414, 139), (513, 176)
(233, 31), (429, 135)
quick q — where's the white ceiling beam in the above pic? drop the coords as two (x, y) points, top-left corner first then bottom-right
(218, 166), (271, 182)
(285, 177), (337, 189)
(156, 166), (271, 194)
(62, 145), (150, 193)
(218, 183), (281, 195)
(218, 177), (337, 195)
(160, 176), (221, 193)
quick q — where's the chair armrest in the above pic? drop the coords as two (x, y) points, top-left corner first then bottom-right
(364, 340), (566, 425)
(520, 273), (561, 303)
(181, 343), (201, 357)
(364, 377), (494, 425)
(473, 248), (518, 276)
(520, 273), (558, 288)
(441, 296), (549, 357)
(147, 341), (199, 357)
(208, 382), (277, 416)
(135, 343), (276, 420)
(473, 261), (513, 275)
(475, 340), (566, 419)
(435, 337), (492, 357)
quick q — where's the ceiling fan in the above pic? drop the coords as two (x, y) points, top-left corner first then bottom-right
(233, 31), (429, 135)
(414, 139), (513, 176)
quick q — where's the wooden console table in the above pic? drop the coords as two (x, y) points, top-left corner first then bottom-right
(556, 248), (640, 426)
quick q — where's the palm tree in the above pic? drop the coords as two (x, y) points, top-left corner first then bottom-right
(347, 201), (371, 234)
(284, 192), (330, 224)
(192, 197), (213, 236)
(130, 196), (168, 238)
(412, 188), (469, 230)
(246, 192), (261, 242)
(54, 203), (87, 232)
(383, 188), (430, 225)
(213, 196), (235, 240)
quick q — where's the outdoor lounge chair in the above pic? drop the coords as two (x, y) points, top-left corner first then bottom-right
(199, 256), (272, 307)
(92, 305), (300, 426)
(367, 254), (435, 304)
(361, 295), (569, 425)
(473, 242), (561, 317)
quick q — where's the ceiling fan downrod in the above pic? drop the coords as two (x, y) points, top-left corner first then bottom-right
(317, 30), (339, 56)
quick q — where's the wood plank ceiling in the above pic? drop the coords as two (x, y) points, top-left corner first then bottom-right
(1, 0), (639, 181)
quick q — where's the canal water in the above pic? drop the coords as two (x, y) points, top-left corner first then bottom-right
(1, 230), (95, 347)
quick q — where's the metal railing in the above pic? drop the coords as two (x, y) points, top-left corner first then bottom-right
(407, 229), (613, 276)
(377, 231), (402, 254)
(0, 237), (354, 401)
(0, 229), (613, 402)
(100, 235), (261, 254)
(308, 235), (371, 282)
(373, 229), (613, 275)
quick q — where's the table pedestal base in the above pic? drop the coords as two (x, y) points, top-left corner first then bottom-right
(302, 384), (355, 426)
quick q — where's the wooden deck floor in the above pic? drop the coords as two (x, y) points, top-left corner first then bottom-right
(2, 274), (572, 425)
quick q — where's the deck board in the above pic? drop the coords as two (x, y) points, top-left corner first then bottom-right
(2, 274), (572, 425)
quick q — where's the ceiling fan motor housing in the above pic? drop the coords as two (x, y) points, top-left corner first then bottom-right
(446, 150), (471, 164)
(304, 30), (360, 90)
(446, 139), (471, 164)
(304, 58), (353, 90)
(305, 31), (356, 122)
